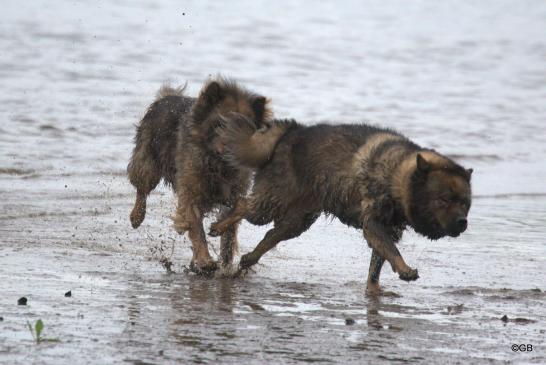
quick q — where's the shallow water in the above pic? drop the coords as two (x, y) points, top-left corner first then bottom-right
(1, 0), (546, 364)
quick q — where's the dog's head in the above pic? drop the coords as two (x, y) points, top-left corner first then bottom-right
(409, 153), (472, 240)
(191, 78), (271, 154)
(192, 78), (271, 140)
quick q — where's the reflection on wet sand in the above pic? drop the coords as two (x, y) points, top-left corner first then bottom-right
(107, 268), (545, 364)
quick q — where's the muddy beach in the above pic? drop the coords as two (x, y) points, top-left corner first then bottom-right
(1, 1), (546, 364)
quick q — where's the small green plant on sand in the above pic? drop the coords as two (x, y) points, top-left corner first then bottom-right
(27, 319), (60, 344)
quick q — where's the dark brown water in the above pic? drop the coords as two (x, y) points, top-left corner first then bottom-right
(1, 1), (546, 364)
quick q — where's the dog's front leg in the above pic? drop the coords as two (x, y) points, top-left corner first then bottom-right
(209, 198), (248, 237)
(177, 202), (217, 275)
(363, 219), (418, 282)
(173, 174), (217, 275)
(187, 214), (218, 275)
(366, 249), (385, 294)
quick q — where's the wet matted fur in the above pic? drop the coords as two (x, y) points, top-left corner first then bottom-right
(127, 78), (271, 273)
(210, 115), (473, 291)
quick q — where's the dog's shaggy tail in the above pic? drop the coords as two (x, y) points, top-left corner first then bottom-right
(156, 82), (187, 100)
(218, 114), (295, 169)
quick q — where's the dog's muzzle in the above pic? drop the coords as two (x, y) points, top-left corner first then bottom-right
(448, 217), (468, 237)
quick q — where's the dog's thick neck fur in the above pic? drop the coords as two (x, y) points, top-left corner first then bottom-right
(391, 150), (447, 224)
(355, 138), (458, 237)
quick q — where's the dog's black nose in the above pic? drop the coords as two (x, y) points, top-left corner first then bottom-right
(456, 217), (468, 231)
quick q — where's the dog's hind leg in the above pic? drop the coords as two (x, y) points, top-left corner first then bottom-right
(216, 206), (240, 266)
(220, 222), (239, 266)
(238, 211), (319, 272)
(128, 147), (161, 229)
(366, 250), (385, 294)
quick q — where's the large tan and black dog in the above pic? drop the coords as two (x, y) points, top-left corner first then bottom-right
(127, 78), (271, 274)
(209, 116), (472, 291)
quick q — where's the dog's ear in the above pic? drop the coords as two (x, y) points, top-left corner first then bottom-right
(202, 81), (224, 106)
(252, 96), (267, 125)
(464, 168), (473, 181)
(416, 153), (431, 173)
(252, 96), (266, 115)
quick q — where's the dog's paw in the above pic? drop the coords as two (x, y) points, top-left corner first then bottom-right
(130, 210), (144, 229)
(366, 281), (381, 296)
(239, 253), (259, 270)
(232, 266), (256, 278)
(208, 224), (223, 237)
(189, 260), (219, 277)
(232, 267), (248, 278)
(398, 268), (419, 282)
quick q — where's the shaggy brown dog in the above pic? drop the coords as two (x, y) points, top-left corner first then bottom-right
(210, 116), (472, 291)
(127, 78), (271, 274)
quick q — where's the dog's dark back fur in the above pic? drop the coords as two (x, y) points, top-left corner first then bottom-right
(128, 80), (270, 192)
(219, 116), (471, 238)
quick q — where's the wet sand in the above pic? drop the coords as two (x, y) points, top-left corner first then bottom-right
(1, 182), (545, 363)
(1, 0), (546, 364)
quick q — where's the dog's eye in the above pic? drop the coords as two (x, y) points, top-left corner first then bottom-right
(435, 197), (450, 207)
